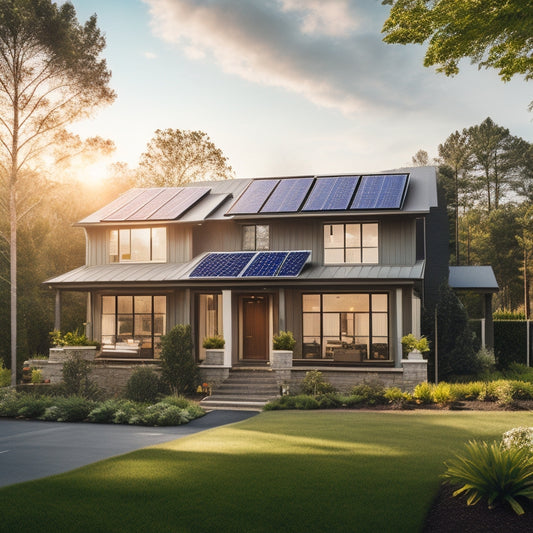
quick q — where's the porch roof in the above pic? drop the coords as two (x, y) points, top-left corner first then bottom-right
(45, 259), (425, 289)
(448, 266), (499, 292)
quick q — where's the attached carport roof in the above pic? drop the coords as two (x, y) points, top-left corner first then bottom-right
(448, 266), (499, 292)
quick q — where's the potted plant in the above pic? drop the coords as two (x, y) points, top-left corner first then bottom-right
(202, 335), (225, 365)
(401, 333), (430, 359)
(271, 331), (295, 370)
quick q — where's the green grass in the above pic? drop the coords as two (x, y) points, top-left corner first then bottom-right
(1, 411), (532, 532)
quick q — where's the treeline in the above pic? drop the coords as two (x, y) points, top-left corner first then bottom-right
(425, 117), (532, 314)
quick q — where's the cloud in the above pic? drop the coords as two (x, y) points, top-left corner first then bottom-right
(143, 0), (429, 115)
(143, 51), (157, 59)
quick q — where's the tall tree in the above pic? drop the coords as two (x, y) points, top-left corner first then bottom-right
(438, 130), (473, 263)
(0, 1), (115, 385)
(136, 128), (234, 187)
(381, 1), (533, 92)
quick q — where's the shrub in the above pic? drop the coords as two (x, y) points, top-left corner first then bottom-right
(384, 387), (412, 407)
(442, 440), (533, 515)
(113, 400), (139, 424)
(504, 363), (533, 383)
(401, 334), (430, 356)
(337, 394), (365, 408)
(473, 347), (496, 374)
(17, 396), (53, 418)
(264, 394), (319, 410)
(272, 331), (296, 351)
(494, 321), (528, 369)
(61, 355), (101, 400)
(0, 388), (22, 416)
(0, 362), (11, 387)
(160, 324), (198, 395)
(42, 396), (95, 422)
(502, 427), (533, 453)
(301, 370), (335, 395)
(413, 382), (434, 404)
(184, 403), (206, 419)
(202, 335), (225, 349)
(433, 382), (454, 405)
(316, 393), (343, 409)
(31, 369), (43, 384)
(50, 329), (99, 348)
(159, 395), (191, 408)
(351, 382), (386, 405)
(88, 400), (125, 424)
(125, 366), (161, 403)
(449, 381), (486, 401)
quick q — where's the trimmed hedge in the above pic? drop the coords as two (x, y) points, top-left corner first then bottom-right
(494, 321), (529, 368)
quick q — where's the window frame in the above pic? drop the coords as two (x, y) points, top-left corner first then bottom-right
(109, 226), (167, 263)
(242, 224), (270, 251)
(323, 222), (378, 265)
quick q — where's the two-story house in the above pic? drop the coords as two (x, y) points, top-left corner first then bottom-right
(45, 167), (497, 393)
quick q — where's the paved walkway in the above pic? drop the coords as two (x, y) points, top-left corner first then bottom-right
(0, 410), (257, 488)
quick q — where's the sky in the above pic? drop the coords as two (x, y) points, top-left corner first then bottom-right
(69, 0), (532, 180)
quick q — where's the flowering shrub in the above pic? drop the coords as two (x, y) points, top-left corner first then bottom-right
(502, 427), (533, 453)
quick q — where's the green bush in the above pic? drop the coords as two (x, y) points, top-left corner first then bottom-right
(316, 393), (343, 409)
(494, 321), (528, 368)
(433, 382), (454, 405)
(125, 366), (161, 403)
(41, 396), (95, 422)
(17, 396), (53, 418)
(337, 394), (365, 407)
(202, 335), (225, 349)
(272, 331), (296, 351)
(413, 382), (434, 404)
(401, 334), (430, 356)
(350, 382), (386, 405)
(61, 355), (101, 400)
(0, 363), (11, 387)
(49, 329), (99, 348)
(449, 381), (486, 401)
(473, 347), (496, 374)
(384, 387), (412, 407)
(442, 440), (533, 515)
(159, 395), (191, 408)
(264, 394), (319, 410)
(301, 370), (335, 395)
(113, 400), (139, 424)
(160, 324), (198, 395)
(88, 399), (125, 424)
(0, 388), (22, 416)
(503, 363), (533, 382)
(31, 369), (43, 384)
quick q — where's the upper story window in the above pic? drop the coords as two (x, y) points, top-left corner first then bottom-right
(242, 224), (269, 251)
(324, 223), (378, 264)
(109, 227), (167, 263)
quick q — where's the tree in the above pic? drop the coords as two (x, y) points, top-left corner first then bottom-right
(0, 1), (115, 385)
(382, 1), (533, 89)
(411, 149), (429, 166)
(438, 130), (473, 263)
(136, 128), (234, 187)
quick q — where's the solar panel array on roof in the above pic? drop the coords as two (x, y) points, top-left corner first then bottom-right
(149, 187), (210, 220)
(189, 251), (311, 278)
(226, 173), (409, 215)
(128, 188), (182, 220)
(350, 174), (408, 210)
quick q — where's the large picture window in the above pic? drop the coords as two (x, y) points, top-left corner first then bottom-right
(101, 295), (167, 358)
(197, 293), (223, 361)
(302, 293), (389, 362)
(109, 227), (166, 263)
(323, 223), (378, 264)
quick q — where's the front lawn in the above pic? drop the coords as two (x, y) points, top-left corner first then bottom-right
(1, 411), (532, 532)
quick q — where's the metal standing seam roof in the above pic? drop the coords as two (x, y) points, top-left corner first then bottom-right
(448, 266), (499, 292)
(45, 258), (425, 288)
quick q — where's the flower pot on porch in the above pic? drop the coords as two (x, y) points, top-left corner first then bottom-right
(271, 350), (293, 370)
(204, 348), (224, 365)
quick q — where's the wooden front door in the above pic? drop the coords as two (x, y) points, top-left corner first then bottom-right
(242, 296), (268, 360)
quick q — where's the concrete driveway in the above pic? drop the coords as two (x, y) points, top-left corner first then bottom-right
(0, 410), (257, 488)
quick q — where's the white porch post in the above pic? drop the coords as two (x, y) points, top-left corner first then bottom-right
(278, 289), (285, 331)
(54, 290), (61, 331)
(396, 288), (403, 367)
(222, 290), (232, 367)
(411, 290), (421, 338)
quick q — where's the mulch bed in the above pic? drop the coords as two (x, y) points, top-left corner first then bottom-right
(423, 484), (533, 532)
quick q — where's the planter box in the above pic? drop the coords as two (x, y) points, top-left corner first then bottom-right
(271, 350), (293, 369)
(204, 349), (224, 366)
(49, 346), (97, 362)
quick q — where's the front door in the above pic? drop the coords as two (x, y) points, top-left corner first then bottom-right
(242, 296), (268, 360)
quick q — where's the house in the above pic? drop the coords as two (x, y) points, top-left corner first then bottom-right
(44, 167), (498, 395)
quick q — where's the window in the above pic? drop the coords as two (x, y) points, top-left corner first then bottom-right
(242, 225), (269, 251)
(109, 227), (166, 262)
(302, 293), (389, 362)
(197, 294), (223, 361)
(323, 223), (378, 264)
(101, 295), (167, 358)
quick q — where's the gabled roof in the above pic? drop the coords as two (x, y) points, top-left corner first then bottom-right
(76, 166), (439, 226)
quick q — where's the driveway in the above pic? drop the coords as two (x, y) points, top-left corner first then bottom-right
(0, 410), (257, 488)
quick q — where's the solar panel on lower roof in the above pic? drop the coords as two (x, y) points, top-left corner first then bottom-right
(260, 178), (314, 213)
(226, 179), (280, 214)
(189, 252), (255, 278)
(277, 251), (310, 276)
(350, 174), (408, 210)
(302, 176), (359, 211)
(242, 252), (288, 277)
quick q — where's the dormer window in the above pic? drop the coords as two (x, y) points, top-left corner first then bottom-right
(109, 227), (166, 263)
(242, 224), (269, 251)
(324, 223), (378, 264)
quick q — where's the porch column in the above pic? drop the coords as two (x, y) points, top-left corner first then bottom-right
(411, 290), (421, 338)
(484, 293), (494, 349)
(395, 288), (403, 367)
(222, 290), (232, 366)
(85, 292), (92, 340)
(278, 289), (285, 331)
(54, 290), (61, 331)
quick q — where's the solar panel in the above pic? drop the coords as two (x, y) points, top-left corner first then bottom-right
(103, 189), (164, 221)
(351, 174), (409, 210)
(242, 252), (288, 277)
(127, 188), (183, 220)
(189, 252), (255, 278)
(260, 177), (314, 213)
(277, 251), (311, 276)
(149, 187), (211, 220)
(226, 179), (279, 214)
(302, 176), (359, 211)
